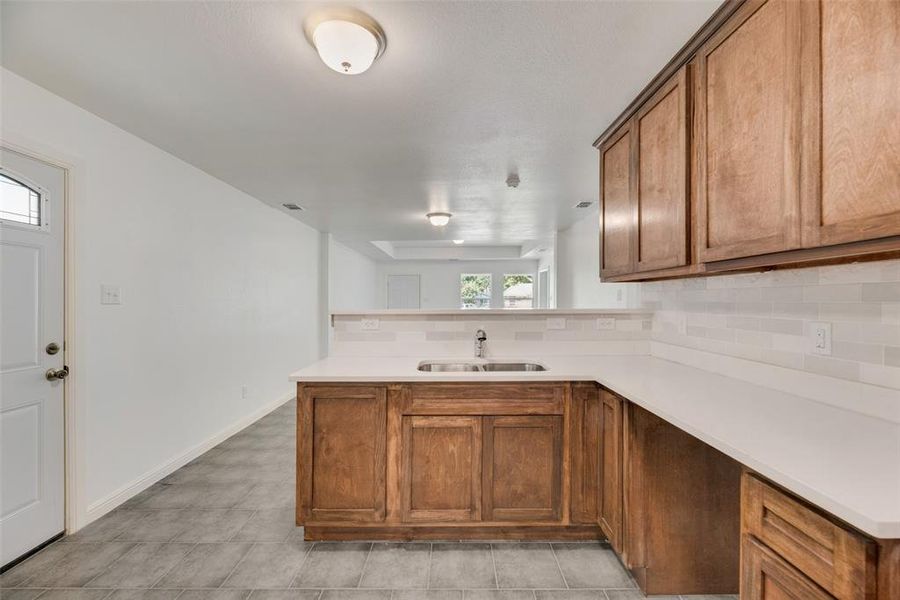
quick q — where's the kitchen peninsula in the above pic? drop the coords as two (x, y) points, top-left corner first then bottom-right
(291, 310), (900, 597)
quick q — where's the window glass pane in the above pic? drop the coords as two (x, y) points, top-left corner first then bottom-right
(460, 274), (492, 309)
(503, 274), (534, 308)
(0, 174), (41, 226)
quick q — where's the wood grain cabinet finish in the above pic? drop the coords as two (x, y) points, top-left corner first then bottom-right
(801, 0), (900, 247)
(297, 385), (387, 523)
(742, 536), (835, 600)
(694, 0), (803, 262)
(482, 415), (563, 522)
(635, 65), (691, 272)
(598, 389), (624, 553)
(570, 383), (601, 524)
(742, 473), (877, 600)
(600, 122), (636, 278)
(400, 416), (482, 523)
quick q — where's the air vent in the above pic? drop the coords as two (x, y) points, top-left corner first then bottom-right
(282, 203), (304, 211)
(574, 201), (594, 208)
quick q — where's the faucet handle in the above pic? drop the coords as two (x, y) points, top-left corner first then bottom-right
(475, 329), (487, 340)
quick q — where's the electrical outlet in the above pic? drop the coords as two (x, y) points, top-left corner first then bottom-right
(361, 318), (380, 331)
(810, 321), (832, 356)
(546, 317), (567, 330)
(596, 317), (616, 330)
(100, 284), (122, 305)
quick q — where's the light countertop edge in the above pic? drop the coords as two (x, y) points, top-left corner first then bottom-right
(288, 354), (900, 539)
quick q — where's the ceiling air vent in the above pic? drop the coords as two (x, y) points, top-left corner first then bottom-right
(282, 203), (304, 211)
(574, 201), (594, 208)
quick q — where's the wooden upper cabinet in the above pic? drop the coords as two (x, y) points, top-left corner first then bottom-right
(483, 415), (562, 522)
(800, 0), (900, 247)
(600, 122), (636, 278)
(694, 0), (803, 262)
(298, 385), (387, 523)
(635, 65), (691, 272)
(401, 416), (482, 523)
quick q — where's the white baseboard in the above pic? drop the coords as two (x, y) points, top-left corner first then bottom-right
(81, 392), (294, 528)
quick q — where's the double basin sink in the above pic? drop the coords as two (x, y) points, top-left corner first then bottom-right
(417, 361), (546, 372)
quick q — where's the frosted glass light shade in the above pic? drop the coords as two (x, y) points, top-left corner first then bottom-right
(426, 212), (452, 227)
(313, 19), (379, 75)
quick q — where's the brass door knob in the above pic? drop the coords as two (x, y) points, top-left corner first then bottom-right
(46, 366), (69, 381)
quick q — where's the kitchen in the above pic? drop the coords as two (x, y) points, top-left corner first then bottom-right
(1, 0), (898, 599)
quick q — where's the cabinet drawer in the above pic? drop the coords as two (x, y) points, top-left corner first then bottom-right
(407, 383), (564, 415)
(742, 474), (875, 600)
(742, 535), (834, 599)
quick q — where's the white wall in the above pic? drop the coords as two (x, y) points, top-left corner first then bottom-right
(1, 68), (323, 528)
(375, 260), (539, 309)
(557, 213), (640, 309)
(328, 236), (378, 311)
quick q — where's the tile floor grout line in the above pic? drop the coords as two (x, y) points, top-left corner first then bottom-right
(488, 543), (499, 590)
(147, 541), (200, 590)
(80, 538), (145, 588)
(355, 542), (375, 588)
(286, 540), (316, 589)
(425, 542), (434, 590)
(548, 542), (569, 589)
(218, 540), (257, 589)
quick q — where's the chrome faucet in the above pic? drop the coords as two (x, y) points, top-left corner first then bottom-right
(474, 329), (487, 358)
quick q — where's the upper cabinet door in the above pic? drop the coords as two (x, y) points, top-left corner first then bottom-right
(635, 66), (691, 272)
(600, 122), (636, 278)
(801, 0), (900, 247)
(694, 0), (803, 262)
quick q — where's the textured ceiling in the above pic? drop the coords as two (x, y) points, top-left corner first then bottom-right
(1, 0), (720, 253)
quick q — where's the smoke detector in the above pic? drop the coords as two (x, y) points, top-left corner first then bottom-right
(506, 173), (520, 189)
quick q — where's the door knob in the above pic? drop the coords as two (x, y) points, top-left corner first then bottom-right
(46, 366), (69, 381)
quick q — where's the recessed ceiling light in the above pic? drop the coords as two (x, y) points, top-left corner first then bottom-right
(452, 239), (464, 245)
(426, 212), (452, 227)
(310, 13), (386, 75)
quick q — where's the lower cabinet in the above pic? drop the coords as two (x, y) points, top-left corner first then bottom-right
(401, 416), (481, 523)
(742, 536), (835, 600)
(483, 415), (562, 522)
(598, 390), (624, 553)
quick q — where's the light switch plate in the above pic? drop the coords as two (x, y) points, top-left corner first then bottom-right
(810, 321), (832, 356)
(100, 284), (122, 305)
(596, 317), (616, 330)
(361, 318), (380, 331)
(546, 317), (566, 330)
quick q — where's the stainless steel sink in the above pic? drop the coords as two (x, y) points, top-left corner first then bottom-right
(417, 362), (483, 372)
(480, 362), (546, 372)
(417, 361), (546, 372)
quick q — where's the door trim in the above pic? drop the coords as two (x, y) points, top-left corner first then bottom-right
(1, 138), (79, 534)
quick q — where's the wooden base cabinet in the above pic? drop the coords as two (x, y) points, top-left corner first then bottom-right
(297, 382), (601, 541)
(598, 390), (624, 554)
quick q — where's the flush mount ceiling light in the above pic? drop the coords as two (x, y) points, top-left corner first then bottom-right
(305, 10), (386, 75)
(452, 239), (465, 245)
(426, 212), (452, 227)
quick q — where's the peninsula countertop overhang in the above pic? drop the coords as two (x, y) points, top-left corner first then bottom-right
(289, 353), (900, 540)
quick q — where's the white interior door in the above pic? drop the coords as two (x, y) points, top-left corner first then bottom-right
(0, 148), (66, 568)
(387, 274), (420, 309)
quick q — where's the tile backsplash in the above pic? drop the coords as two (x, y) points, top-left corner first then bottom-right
(642, 259), (900, 390)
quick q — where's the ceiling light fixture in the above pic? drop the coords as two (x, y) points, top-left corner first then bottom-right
(452, 239), (464, 245)
(426, 212), (452, 227)
(308, 11), (386, 75)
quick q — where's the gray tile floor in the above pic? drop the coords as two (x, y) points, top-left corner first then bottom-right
(0, 399), (736, 600)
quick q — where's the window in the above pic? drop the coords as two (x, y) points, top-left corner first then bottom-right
(460, 274), (492, 309)
(0, 173), (42, 227)
(503, 274), (534, 308)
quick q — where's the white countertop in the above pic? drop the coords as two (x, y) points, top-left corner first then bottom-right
(331, 308), (651, 317)
(289, 354), (900, 539)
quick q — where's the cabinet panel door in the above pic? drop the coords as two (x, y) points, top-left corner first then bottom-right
(635, 66), (691, 272)
(695, 0), (802, 262)
(401, 416), (482, 522)
(483, 416), (562, 522)
(742, 536), (835, 600)
(298, 385), (386, 523)
(600, 122), (636, 278)
(598, 390), (623, 553)
(570, 383), (601, 524)
(801, 0), (900, 247)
